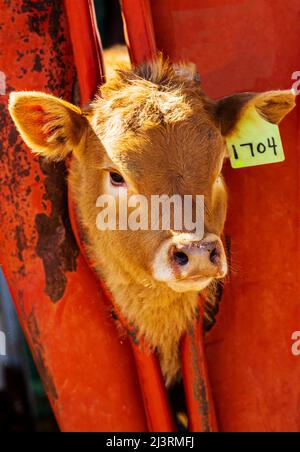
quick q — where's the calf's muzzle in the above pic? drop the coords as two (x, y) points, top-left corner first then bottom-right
(170, 233), (227, 279)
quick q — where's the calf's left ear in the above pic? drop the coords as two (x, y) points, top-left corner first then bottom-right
(215, 89), (296, 137)
(9, 91), (88, 161)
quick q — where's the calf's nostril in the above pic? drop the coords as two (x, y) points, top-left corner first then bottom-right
(173, 251), (189, 266)
(209, 247), (220, 265)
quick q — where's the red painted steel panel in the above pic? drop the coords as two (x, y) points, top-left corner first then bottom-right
(122, 0), (300, 432)
(181, 313), (218, 433)
(64, 0), (104, 105)
(121, 0), (157, 65)
(0, 0), (147, 432)
(131, 341), (177, 432)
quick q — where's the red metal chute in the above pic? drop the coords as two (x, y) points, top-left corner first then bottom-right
(2, 0), (299, 433)
(64, 0), (104, 104)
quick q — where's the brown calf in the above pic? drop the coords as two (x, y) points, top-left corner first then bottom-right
(9, 56), (295, 386)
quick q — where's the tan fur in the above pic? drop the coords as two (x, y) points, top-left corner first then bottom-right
(9, 56), (295, 386)
(103, 45), (131, 80)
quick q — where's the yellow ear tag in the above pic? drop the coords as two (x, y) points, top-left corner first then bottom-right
(226, 107), (285, 169)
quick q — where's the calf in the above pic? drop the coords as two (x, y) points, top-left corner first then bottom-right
(9, 57), (295, 386)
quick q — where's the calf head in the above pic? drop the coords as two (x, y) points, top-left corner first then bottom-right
(9, 58), (295, 294)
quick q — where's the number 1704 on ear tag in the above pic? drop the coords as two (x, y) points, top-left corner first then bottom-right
(226, 109), (285, 169)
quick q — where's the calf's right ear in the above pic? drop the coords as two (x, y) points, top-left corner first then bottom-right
(215, 90), (296, 137)
(9, 92), (88, 161)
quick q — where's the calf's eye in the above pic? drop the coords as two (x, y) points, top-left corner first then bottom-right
(109, 171), (126, 187)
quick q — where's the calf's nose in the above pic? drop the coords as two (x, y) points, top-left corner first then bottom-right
(170, 235), (226, 278)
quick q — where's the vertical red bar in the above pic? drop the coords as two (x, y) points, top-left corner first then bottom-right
(131, 341), (177, 432)
(64, 0), (104, 105)
(181, 312), (218, 432)
(120, 0), (157, 65)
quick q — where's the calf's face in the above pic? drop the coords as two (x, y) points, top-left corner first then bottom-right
(9, 62), (295, 293)
(91, 111), (228, 293)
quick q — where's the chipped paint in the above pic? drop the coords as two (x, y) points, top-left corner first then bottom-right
(0, 0), (79, 301)
(27, 309), (58, 401)
(35, 158), (79, 303)
(0, 0), (77, 398)
(188, 325), (211, 432)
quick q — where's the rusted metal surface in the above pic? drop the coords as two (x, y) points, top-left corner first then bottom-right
(0, 0), (76, 299)
(181, 309), (218, 433)
(35, 158), (79, 303)
(0, 0), (147, 432)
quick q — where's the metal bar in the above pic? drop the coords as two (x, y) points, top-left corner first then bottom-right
(181, 310), (218, 432)
(64, 0), (104, 105)
(120, 0), (157, 65)
(131, 341), (177, 432)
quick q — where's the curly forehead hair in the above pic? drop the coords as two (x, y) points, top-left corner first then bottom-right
(90, 55), (214, 136)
